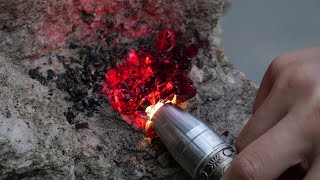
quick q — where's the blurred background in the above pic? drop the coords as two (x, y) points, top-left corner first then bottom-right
(222, 0), (320, 84)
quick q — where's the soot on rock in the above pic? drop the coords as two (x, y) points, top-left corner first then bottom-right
(28, 30), (199, 130)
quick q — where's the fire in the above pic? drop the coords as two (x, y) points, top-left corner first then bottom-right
(102, 30), (198, 136)
(145, 95), (177, 119)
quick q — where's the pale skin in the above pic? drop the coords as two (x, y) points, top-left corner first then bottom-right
(221, 47), (320, 180)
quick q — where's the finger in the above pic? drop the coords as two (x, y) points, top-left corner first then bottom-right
(304, 157), (320, 180)
(236, 81), (289, 151)
(252, 56), (292, 113)
(253, 46), (320, 113)
(252, 65), (275, 113)
(222, 114), (308, 180)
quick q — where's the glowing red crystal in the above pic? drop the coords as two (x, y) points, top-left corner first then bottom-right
(156, 30), (176, 52)
(102, 30), (198, 132)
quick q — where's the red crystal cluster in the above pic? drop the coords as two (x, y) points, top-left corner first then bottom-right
(102, 30), (198, 130)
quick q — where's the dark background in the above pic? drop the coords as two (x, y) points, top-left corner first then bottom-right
(222, 0), (320, 84)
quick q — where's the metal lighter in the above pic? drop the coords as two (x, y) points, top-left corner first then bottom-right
(149, 104), (236, 180)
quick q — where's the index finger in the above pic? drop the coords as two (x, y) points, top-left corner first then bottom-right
(221, 113), (309, 180)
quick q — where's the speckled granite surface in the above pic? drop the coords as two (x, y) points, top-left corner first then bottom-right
(0, 0), (256, 179)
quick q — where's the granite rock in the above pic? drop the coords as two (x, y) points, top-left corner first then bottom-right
(0, 0), (256, 179)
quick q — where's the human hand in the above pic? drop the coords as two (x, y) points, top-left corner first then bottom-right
(221, 47), (320, 180)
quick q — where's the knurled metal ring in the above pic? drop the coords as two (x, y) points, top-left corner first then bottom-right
(195, 144), (236, 180)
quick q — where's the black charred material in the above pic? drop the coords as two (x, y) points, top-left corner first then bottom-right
(196, 58), (204, 69)
(53, 45), (149, 124)
(80, 10), (95, 24)
(75, 122), (89, 129)
(64, 107), (77, 124)
(31, 41), (155, 124)
(47, 69), (56, 81)
(96, 145), (103, 151)
(29, 67), (40, 79)
(29, 67), (55, 85)
(68, 42), (79, 49)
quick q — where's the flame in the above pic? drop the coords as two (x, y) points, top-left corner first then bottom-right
(145, 102), (165, 120)
(145, 94), (177, 119)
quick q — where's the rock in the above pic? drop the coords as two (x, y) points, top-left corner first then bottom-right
(0, 0), (256, 179)
(0, 117), (35, 156)
(157, 152), (176, 168)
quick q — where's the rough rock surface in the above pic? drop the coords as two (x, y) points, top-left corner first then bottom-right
(0, 0), (256, 179)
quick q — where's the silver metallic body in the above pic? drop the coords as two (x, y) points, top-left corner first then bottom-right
(151, 104), (235, 180)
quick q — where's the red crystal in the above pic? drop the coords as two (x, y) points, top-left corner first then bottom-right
(155, 30), (176, 52)
(102, 30), (198, 132)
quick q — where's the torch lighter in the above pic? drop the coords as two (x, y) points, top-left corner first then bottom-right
(149, 104), (236, 180)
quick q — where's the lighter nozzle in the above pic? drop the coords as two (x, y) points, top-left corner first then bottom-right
(150, 104), (235, 180)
